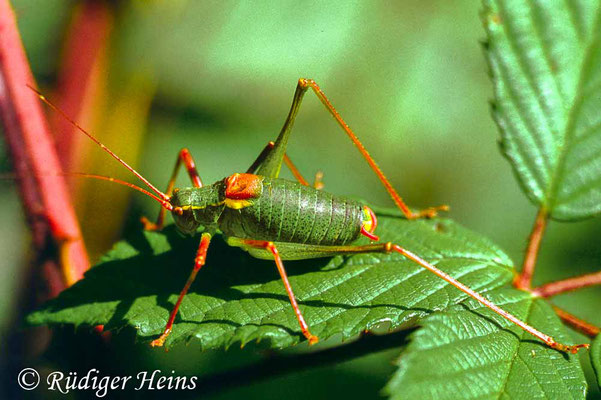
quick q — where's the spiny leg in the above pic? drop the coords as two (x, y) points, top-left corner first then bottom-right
(257, 78), (447, 219)
(322, 236), (589, 354)
(239, 239), (319, 345)
(151, 232), (212, 347)
(142, 148), (203, 231)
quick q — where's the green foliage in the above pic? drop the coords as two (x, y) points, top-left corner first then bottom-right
(593, 334), (601, 389)
(28, 209), (589, 396)
(18, 1), (600, 398)
(482, 0), (601, 220)
(28, 211), (513, 349)
(385, 289), (586, 399)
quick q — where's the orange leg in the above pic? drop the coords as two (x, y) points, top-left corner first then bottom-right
(240, 239), (319, 345)
(151, 232), (212, 347)
(298, 78), (447, 219)
(388, 243), (586, 353)
(142, 148), (203, 231)
(331, 231), (590, 354)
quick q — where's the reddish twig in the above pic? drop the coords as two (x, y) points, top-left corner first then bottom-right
(515, 208), (548, 290)
(52, 0), (112, 173)
(0, 0), (89, 286)
(533, 271), (601, 298)
(552, 305), (600, 339)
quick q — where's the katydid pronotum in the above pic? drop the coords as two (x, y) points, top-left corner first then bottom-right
(32, 78), (589, 353)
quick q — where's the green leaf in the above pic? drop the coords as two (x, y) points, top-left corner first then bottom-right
(482, 0), (601, 220)
(28, 210), (513, 350)
(385, 289), (587, 399)
(592, 334), (601, 389)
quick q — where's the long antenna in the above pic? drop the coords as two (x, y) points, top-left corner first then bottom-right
(66, 172), (173, 210)
(27, 84), (169, 202)
(0, 171), (173, 209)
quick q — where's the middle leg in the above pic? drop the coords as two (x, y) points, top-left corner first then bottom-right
(253, 78), (447, 219)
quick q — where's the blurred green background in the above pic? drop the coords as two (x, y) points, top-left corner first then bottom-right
(1, 0), (600, 398)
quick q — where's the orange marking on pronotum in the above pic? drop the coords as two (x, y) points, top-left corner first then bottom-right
(225, 173), (264, 200)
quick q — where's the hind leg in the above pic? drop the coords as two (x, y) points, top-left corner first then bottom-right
(251, 79), (447, 218)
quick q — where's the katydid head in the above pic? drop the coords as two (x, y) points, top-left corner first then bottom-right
(169, 182), (227, 235)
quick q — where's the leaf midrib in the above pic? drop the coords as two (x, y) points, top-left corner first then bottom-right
(500, 299), (579, 400)
(432, 295), (581, 399)
(544, 11), (601, 212)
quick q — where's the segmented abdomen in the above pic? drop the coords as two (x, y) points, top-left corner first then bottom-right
(218, 177), (363, 245)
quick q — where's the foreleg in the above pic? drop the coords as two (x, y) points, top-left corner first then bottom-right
(150, 232), (212, 347)
(142, 148), (203, 230)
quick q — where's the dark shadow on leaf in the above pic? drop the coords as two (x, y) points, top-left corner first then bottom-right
(27, 220), (511, 349)
(29, 226), (389, 326)
(456, 302), (522, 342)
(455, 302), (568, 357)
(235, 291), (434, 314)
(188, 319), (300, 337)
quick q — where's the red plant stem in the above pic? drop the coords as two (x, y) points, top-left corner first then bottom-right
(515, 208), (548, 290)
(553, 305), (600, 338)
(533, 271), (601, 298)
(0, 0), (89, 286)
(52, 0), (112, 173)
